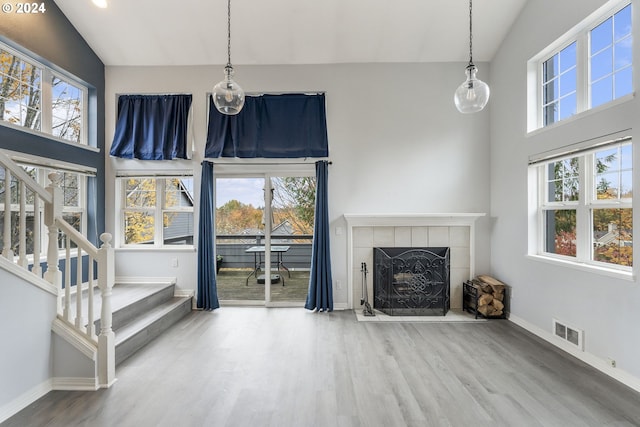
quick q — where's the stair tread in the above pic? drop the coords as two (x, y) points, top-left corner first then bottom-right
(114, 296), (191, 345)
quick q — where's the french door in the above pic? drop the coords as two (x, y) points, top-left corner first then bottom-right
(215, 171), (315, 306)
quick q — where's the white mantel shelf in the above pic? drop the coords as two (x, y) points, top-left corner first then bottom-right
(344, 213), (486, 226)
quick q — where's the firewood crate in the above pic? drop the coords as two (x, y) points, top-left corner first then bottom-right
(462, 279), (508, 319)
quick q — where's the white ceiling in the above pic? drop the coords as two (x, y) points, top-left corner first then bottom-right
(53, 0), (527, 67)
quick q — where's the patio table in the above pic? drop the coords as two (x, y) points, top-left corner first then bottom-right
(245, 245), (291, 286)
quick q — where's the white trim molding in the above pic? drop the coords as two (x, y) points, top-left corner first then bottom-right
(344, 213), (486, 310)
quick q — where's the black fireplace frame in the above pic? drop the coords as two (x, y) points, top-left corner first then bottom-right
(373, 247), (450, 316)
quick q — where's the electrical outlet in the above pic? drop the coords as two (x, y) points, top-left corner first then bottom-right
(608, 358), (617, 368)
(171, 258), (178, 268)
(336, 280), (342, 290)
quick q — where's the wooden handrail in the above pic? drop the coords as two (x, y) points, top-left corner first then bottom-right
(0, 151), (53, 204)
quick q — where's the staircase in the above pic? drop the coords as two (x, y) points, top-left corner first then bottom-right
(105, 280), (192, 365)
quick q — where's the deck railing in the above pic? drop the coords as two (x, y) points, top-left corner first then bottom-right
(0, 151), (115, 388)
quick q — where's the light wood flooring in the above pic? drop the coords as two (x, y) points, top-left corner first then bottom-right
(4, 308), (640, 427)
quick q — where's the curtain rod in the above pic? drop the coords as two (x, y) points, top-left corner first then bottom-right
(244, 91), (326, 96)
(205, 160), (331, 165)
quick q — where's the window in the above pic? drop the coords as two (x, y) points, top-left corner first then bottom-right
(529, 1), (632, 130)
(0, 42), (88, 145)
(0, 165), (86, 255)
(531, 139), (632, 270)
(119, 177), (194, 247)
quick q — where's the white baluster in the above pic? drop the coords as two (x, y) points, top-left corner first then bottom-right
(32, 197), (42, 277)
(87, 257), (95, 340)
(97, 233), (115, 387)
(75, 245), (84, 330)
(18, 181), (27, 268)
(64, 238), (71, 322)
(2, 168), (13, 259)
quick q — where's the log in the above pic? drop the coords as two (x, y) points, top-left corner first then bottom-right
(492, 300), (504, 311)
(478, 294), (494, 305)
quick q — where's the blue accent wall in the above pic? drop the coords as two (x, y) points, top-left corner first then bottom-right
(0, 1), (106, 245)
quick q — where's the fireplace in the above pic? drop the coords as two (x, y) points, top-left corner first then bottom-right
(373, 247), (450, 316)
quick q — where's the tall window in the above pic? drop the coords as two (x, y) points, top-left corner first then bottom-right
(532, 139), (632, 270)
(0, 165), (86, 255)
(529, 1), (632, 130)
(119, 177), (194, 247)
(0, 42), (87, 145)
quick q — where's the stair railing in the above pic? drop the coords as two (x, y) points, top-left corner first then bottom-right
(0, 151), (115, 387)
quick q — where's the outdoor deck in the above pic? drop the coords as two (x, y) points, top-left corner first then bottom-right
(216, 268), (310, 302)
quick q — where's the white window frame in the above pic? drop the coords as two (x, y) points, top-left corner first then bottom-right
(527, 0), (632, 133)
(117, 176), (195, 249)
(529, 137), (633, 277)
(0, 164), (88, 261)
(0, 40), (89, 146)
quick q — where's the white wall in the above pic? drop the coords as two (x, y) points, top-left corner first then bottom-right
(490, 0), (640, 386)
(105, 62), (492, 306)
(0, 268), (56, 422)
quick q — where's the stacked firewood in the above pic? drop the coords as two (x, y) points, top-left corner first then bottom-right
(469, 275), (507, 317)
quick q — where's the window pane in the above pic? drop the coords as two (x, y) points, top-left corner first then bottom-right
(614, 4), (632, 42)
(591, 76), (613, 108)
(614, 39), (632, 71)
(547, 158), (579, 202)
(591, 17), (613, 54)
(543, 55), (558, 82)
(559, 69), (577, 96)
(545, 209), (577, 257)
(558, 93), (577, 121)
(614, 66), (632, 98)
(124, 212), (155, 244)
(591, 48), (613, 81)
(596, 172), (619, 199)
(125, 179), (156, 208)
(163, 212), (194, 245)
(543, 102), (558, 126)
(165, 178), (194, 208)
(543, 80), (558, 104)
(559, 43), (577, 73)
(52, 76), (83, 143)
(592, 208), (632, 266)
(62, 173), (80, 207)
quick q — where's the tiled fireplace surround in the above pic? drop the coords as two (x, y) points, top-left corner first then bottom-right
(344, 214), (485, 312)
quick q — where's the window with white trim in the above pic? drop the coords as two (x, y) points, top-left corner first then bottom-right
(530, 138), (632, 269)
(0, 165), (87, 254)
(0, 41), (88, 145)
(119, 177), (194, 247)
(529, 1), (632, 131)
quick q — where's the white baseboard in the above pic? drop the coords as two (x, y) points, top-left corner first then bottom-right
(52, 377), (99, 391)
(115, 276), (177, 286)
(509, 314), (640, 393)
(0, 379), (52, 424)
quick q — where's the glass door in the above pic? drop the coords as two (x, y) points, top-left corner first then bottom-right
(215, 172), (315, 305)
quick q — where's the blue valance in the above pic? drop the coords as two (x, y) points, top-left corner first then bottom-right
(205, 93), (329, 158)
(110, 94), (192, 160)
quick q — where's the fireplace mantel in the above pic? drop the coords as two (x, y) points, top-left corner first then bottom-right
(344, 213), (486, 227)
(343, 213), (486, 310)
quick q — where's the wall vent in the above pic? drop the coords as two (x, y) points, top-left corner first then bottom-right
(553, 318), (584, 351)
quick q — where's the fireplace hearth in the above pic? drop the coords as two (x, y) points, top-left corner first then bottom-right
(373, 247), (450, 316)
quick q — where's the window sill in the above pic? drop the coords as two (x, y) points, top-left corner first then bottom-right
(526, 92), (634, 137)
(116, 246), (196, 253)
(526, 254), (634, 282)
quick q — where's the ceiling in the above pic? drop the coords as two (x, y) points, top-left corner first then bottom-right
(53, 0), (528, 67)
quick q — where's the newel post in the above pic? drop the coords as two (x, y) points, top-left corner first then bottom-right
(97, 232), (116, 387)
(43, 173), (63, 307)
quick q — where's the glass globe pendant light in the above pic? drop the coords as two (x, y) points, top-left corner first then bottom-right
(454, 0), (490, 113)
(212, 0), (245, 115)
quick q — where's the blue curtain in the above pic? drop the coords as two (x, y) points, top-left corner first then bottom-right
(110, 94), (192, 160)
(205, 93), (328, 158)
(305, 160), (333, 312)
(197, 161), (220, 310)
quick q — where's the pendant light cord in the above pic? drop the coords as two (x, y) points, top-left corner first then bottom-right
(226, 0), (232, 68)
(468, 0), (474, 67)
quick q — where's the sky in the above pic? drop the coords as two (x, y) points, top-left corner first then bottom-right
(216, 177), (265, 208)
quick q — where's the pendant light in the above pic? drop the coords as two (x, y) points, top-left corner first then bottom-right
(454, 0), (490, 113)
(212, 0), (245, 115)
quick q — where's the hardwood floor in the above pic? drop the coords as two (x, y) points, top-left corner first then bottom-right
(4, 308), (640, 427)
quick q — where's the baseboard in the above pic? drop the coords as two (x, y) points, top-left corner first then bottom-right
(52, 377), (99, 391)
(0, 379), (52, 424)
(115, 276), (177, 286)
(509, 314), (640, 393)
